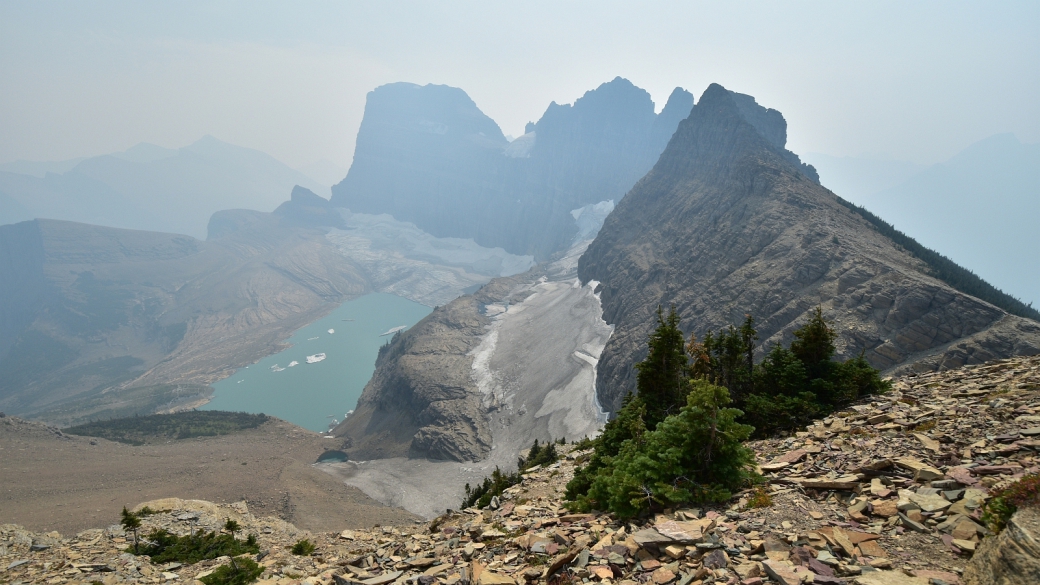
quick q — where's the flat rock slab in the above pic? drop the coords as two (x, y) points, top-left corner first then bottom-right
(631, 528), (672, 546)
(853, 571), (930, 585)
(970, 465), (1023, 475)
(654, 519), (714, 543)
(477, 572), (516, 585)
(775, 449), (809, 464)
(913, 433), (941, 453)
(797, 479), (860, 490)
(762, 560), (801, 585)
(908, 492), (952, 512)
(361, 571), (404, 585)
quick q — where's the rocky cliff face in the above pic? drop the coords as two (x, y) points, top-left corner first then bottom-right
(332, 272), (539, 462)
(330, 79), (693, 260)
(579, 83), (1040, 413)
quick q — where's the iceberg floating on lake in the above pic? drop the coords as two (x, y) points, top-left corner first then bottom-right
(328, 328), (335, 334)
(287, 360), (299, 367)
(306, 353), (327, 364)
(380, 325), (407, 336)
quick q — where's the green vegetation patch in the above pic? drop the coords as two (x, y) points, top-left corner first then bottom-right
(32, 383), (212, 428)
(200, 557), (265, 585)
(982, 472), (1040, 533)
(290, 539), (316, 556)
(66, 410), (268, 445)
(566, 305), (888, 519)
(133, 528), (259, 564)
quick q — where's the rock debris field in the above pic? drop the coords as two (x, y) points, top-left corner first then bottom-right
(2, 355), (1039, 585)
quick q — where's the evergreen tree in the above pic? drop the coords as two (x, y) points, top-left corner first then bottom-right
(700, 315), (757, 401)
(565, 394), (647, 503)
(121, 507), (142, 553)
(634, 306), (689, 427)
(790, 307), (836, 381)
(223, 518), (240, 540)
(578, 380), (755, 518)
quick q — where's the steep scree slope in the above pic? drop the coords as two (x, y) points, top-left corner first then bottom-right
(579, 83), (1040, 413)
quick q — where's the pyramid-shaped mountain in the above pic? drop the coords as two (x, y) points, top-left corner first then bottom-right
(579, 83), (1040, 413)
(330, 78), (693, 260)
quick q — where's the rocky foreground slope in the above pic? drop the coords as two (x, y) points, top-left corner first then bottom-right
(580, 83), (1040, 414)
(4, 355), (1039, 585)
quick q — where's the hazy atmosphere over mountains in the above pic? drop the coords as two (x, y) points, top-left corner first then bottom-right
(2, 3), (1040, 579)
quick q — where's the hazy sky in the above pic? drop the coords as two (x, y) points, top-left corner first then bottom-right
(2, 1), (1038, 169)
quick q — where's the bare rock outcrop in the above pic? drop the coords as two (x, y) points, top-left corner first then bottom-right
(333, 271), (542, 462)
(963, 506), (1040, 585)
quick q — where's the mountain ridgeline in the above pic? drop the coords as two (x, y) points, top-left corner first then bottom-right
(0, 137), (327, 239)
(0, 212), (368, 425)
(579, 83), (1040, 413)
(330, 78), (694, 260)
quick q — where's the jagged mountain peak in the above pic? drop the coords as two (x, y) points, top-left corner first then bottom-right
(331, 78), (694, 260)
(349, 82), (507, 148)
(656, 83), (819, 183)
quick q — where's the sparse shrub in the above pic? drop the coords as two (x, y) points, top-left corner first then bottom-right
(133, 529), (259, 563)
(291, 539), (316, 556)
(913, 420), (937, 432)
(694, 307), (890, 437)
(520, 439), (560, 470)
(982, 472), (1040, 533)
(745, 486), (773, 509)
(461, 466), (521, 509)
(463, 435), (564, 510)
(571, 436), (594, 450)
(563, 305), (889, 516)
(199, 556), (264, 585)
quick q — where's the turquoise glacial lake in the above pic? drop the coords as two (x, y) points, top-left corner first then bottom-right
(202, 293), (432, 432)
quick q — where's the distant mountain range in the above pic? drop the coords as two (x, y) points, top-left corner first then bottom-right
(331, 78), (694, 260)
(805, 134), (1040, 307)
(0, 137), (327, 239)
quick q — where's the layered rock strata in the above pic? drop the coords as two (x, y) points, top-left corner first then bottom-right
(579, 83), (1040, 413)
